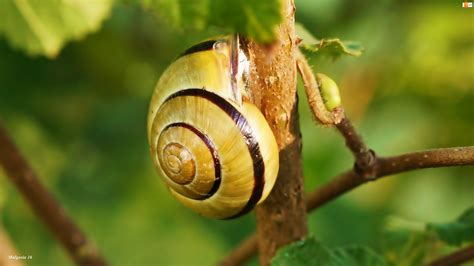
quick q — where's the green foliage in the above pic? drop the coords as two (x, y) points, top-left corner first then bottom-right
(331, 246), (388, 266)
(378, 207), (474, 265)
(379, 228), (438, 266)
(141, 0), (208, 30)
(142, 0), (282, 43)
(272, 238), (332, 266)
(427, 206), (474, 246)
(272, 237), (387, 266)
(0, 1), (472, 265)
(296, 23), (363, 59)
(0, 0), (113, 58)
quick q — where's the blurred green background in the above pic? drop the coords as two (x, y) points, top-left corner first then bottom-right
(0, 0), (473, 265)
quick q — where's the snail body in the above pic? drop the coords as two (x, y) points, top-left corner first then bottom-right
(147, 36), (279, 219)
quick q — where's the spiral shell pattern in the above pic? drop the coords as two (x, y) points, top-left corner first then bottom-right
(148, 37), (279, 219)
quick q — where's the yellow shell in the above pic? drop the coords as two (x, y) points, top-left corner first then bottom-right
(147, 36), (279, 219)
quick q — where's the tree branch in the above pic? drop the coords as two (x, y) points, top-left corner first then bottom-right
(0, 121), (107, 266)
(427, 244), (474, 266)
(246, 0), (308, 265)
(296, 48), (376, 177)
(308, 146), (474, 210)
(223, 21), (474, 266)
(219, 146), (474, 265)
(219, 235), (258, 266)
(296, 49), (344, 125)
(335, 117), (377, 178)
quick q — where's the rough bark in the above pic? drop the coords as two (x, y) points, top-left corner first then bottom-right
(247, 0), (308, 264)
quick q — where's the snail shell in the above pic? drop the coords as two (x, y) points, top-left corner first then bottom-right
(147, 35), (279, 219)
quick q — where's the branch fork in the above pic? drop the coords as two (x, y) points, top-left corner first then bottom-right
(220, 48), (474, 266)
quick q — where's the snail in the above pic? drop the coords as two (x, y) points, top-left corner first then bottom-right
(147, 35), (279, 219)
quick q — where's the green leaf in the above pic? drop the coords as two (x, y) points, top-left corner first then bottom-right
(301, 39), (364, 59)
(427, 206), (474, 246)
(141, 0), (208, 30)
(296, 23), (364, 59)
(331, 246), (388, 266)
(142, 0), (282, 43)
(0, 0), (113, 58)
(272, 238), (333, 266)
(295, 23), (319, 44)
(272, 237), (387, 266)
(378, 229), (438, 266)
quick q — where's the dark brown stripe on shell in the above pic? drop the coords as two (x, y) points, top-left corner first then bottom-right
(161, 122), (222, 199)
(164, 89), (265, 219)
(179, 40), (216, 58)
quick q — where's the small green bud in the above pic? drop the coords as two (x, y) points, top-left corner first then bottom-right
(316, 73), (341, 111)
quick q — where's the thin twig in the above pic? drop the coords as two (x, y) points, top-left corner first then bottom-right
(297, 49), (376, 177)
(296, 49), (344, 125)
(427, 244), (474, 266)
(334, 117), (369, 155)
(308, 147), (474, 210)
(0, 121), (107, 266)
(335, 117), (377, 178)
(220, 146), (474, 265)
(219, 235), (258, 266)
